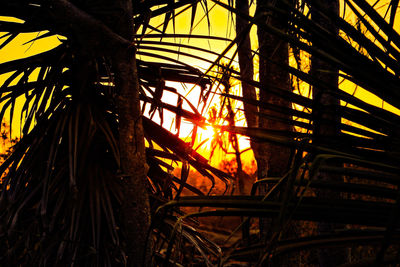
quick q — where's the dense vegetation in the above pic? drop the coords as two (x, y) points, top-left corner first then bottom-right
(1, 0), (400, 266)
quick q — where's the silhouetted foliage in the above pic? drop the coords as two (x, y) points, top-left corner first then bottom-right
(1, 0), (400, 266)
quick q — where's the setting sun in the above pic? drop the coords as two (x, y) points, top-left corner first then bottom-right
(197, 125), (215, 145)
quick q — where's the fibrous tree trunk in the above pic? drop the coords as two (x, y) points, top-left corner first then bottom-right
(114, 51), (151, 266)
(311, 0), (347, 266)
(236, 0), (258, 131)
(256, 0), (293, 244)
(256, 0), (292, 181)
(111, 1), (151, 266)
(235, 0), (257, 244)
(311, 0), (341, 139)
(235, 0), (258, 197)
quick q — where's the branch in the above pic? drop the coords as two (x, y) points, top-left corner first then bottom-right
(48, 0), (133, 55)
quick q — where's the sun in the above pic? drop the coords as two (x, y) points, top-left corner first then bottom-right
(197, 125), (216, 144)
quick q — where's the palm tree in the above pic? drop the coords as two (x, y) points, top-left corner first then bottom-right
(0, 1), (227, 266)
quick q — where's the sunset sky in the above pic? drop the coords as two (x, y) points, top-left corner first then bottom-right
(0, 0), (399, 168)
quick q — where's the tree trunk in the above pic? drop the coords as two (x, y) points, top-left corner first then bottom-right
(256, 0), (293, 244)
(311, 0), (341, 139)
(235, 0), (262, 197)
(235, 0), (257, 244)
(311, 0), (347, 266)
(110, 1), (151, 266)
(236, 0), (258, 131)
(47, 1), (152, 265)
(114, 52), (151, 267)
(256, 0), (292, 180)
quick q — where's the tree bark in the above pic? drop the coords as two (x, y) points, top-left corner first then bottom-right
(311, 0), (341, 139)
(235, 0), (258, 130)
(256, 0), (292, 181)
(256, 1), (293, 245)
(111, 1), (151, 266)
(311, 0), (347, 266)
(235, 0), (261, 196)
(114, 53), (151, 266)
(235, 0), (257, 243)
